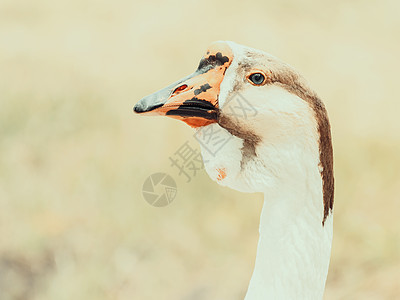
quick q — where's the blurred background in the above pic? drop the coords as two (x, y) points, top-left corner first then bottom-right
(1, 0), (399, 299)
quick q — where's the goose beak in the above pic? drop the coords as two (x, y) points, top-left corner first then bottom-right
(133, 42), (233, 128)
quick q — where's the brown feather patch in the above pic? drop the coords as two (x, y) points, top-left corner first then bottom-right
(223, 53), (334, 225)
(270, 72), (334, 225)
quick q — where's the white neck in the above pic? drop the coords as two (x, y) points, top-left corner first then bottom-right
(198, 86), (334, 299)
(244, 163), (333, 300)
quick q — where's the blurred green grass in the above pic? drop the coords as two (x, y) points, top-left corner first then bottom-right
(0, 0), (399, 299)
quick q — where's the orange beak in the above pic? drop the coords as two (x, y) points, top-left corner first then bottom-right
(133, 42), (233, 128)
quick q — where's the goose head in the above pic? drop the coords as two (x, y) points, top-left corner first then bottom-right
(134, 41), (333, 222)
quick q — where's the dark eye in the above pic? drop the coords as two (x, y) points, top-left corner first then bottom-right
(248, 73), (265, 85)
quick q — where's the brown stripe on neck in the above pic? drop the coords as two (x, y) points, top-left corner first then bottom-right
(218, 113), (261, 169)
(271, 72), (334, 225)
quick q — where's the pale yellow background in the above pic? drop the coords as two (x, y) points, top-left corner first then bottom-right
(0, 0), (399, 299)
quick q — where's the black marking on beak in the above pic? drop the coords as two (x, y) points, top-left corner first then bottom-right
(166, 108), (218, 120)
(182, 97), (216, 110)
(197, 52), (230, 73)
(165, 97), (218, 120)
(194, 83), (212, 95)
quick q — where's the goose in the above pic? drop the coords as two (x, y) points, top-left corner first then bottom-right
(133, 41), (334, 300)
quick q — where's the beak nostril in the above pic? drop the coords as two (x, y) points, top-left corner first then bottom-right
(172, 84), (188, 95)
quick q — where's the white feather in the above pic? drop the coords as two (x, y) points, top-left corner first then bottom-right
(197, 42), (333, 300)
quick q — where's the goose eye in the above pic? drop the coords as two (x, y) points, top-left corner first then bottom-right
(248, 73), (265, 85)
